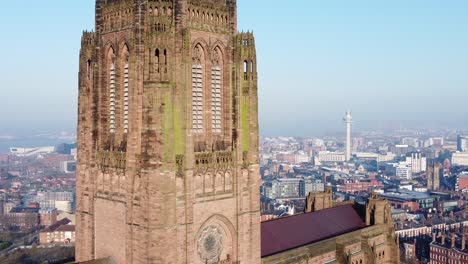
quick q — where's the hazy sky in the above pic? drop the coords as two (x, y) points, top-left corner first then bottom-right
(1, 1), (468, 136)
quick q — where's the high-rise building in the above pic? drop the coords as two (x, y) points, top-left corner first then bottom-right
(405, 151), (426, 174)
(396, 164), (412, 180)
(427, 161), (441, 191)
(265, 178), (304, 199)
(457, 134), (468, 152)
(76, 1), (260, 263)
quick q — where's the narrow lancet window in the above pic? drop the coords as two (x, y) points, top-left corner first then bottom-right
(123, 60), (129, 134)
(192, 45), (204, 133)
(87, 60), (91, 80)
(211, 48), (222, 133)
(109, 62), (116, 133)
(155, 49), (160, 73)
(121, 45), (130, 134)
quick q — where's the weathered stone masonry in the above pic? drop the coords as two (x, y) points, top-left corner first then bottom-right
(76, 0), (260, 263)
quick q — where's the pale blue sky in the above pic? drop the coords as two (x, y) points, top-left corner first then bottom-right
(1, 1), (468, 136)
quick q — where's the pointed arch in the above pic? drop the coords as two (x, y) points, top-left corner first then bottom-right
(192, 43), (205, 134)
(211, 46), (223, 133)
(107, 46), (116, 133)
(86, 59), (91, 80)
(155, 48), (160, 65)
(120, 43), (130, 134)
(196, 214), (238, 262)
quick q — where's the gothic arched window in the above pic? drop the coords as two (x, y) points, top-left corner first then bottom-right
(86, 60), (91, 80)
(122, 45), (130, 134)
(155, 48), (160, 73)
(192, 44), (204, 133)
(211, 47), (222, 133)
(108, 48), (116, 133)
(243, 60), (248, 80)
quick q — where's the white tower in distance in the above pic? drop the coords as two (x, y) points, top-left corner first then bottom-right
(344, 111), (352, 162)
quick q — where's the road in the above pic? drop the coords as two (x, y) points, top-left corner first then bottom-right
(0, 230), (39, 256)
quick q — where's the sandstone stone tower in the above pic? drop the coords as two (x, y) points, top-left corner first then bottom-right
(427, 161), (440, 191)
(76, 0), (260, 263)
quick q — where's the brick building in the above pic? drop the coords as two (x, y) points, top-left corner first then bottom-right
(39, 218), (75, 244)
(430, 233), (468, 264)
(337, 177), (384, 193)
(3, 207), (40, 230)
(39, 208), (58, 226)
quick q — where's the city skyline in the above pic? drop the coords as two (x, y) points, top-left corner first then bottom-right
(2, 0), (468, 136)
(1, 2), (468, 263)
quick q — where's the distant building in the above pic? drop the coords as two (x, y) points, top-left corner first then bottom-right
(458, 172), (468, 191)
(452, 152), (468, 166)
(3, 201), (18, 215)
(378, 152), (397, 162)
(70, 148), (77, 160)
(394, 145), (410, 156)
(430, 233), (468, 264)
(396, 164), (413, 180)
(402, 138), (419, 148)
(427, 162), (441, 191)
(379, 190), (434, 211)
(406, 151), (427, 174)
(60, 160), (76, 173)
(41, 154), (74, 169)
(275, 153), (295, 164)
(434, 200), (458, 212)
(32, 191), (74, 211)
(9, 146), (55, 157)
(39, 218), (75, 244)
(429, 137), (444, 146)
(304, 179), (325, 194)
(4, 207), (40, 229)
(403, 241), (417, 261)
(354, 152), (379, 161)
(337, 175), (384, 193)
(39, 208), (58, 227)
(55, 200), (73, 213)
(294, 151), (310, 164)
(458, 134), (468, 152)
(266, 178), (304, 199)
(315, 151), (346, 164)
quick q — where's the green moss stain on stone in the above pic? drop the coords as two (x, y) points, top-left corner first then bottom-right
(173, 91), (184, 156)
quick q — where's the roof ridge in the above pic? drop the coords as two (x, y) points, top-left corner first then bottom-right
(261, 204), (354, 224)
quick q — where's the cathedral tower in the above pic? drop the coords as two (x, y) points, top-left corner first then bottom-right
(76, 0), (260, 263)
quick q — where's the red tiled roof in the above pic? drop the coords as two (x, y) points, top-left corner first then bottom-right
(261, 204), (366, 257)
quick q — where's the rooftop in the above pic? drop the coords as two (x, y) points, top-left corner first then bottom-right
(42, 218), (71, 233)
(379, 190), (431, 201)
(9, 207), (40, 214)
(261, 204), (366, 257)
(55, 224), (75, 232)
